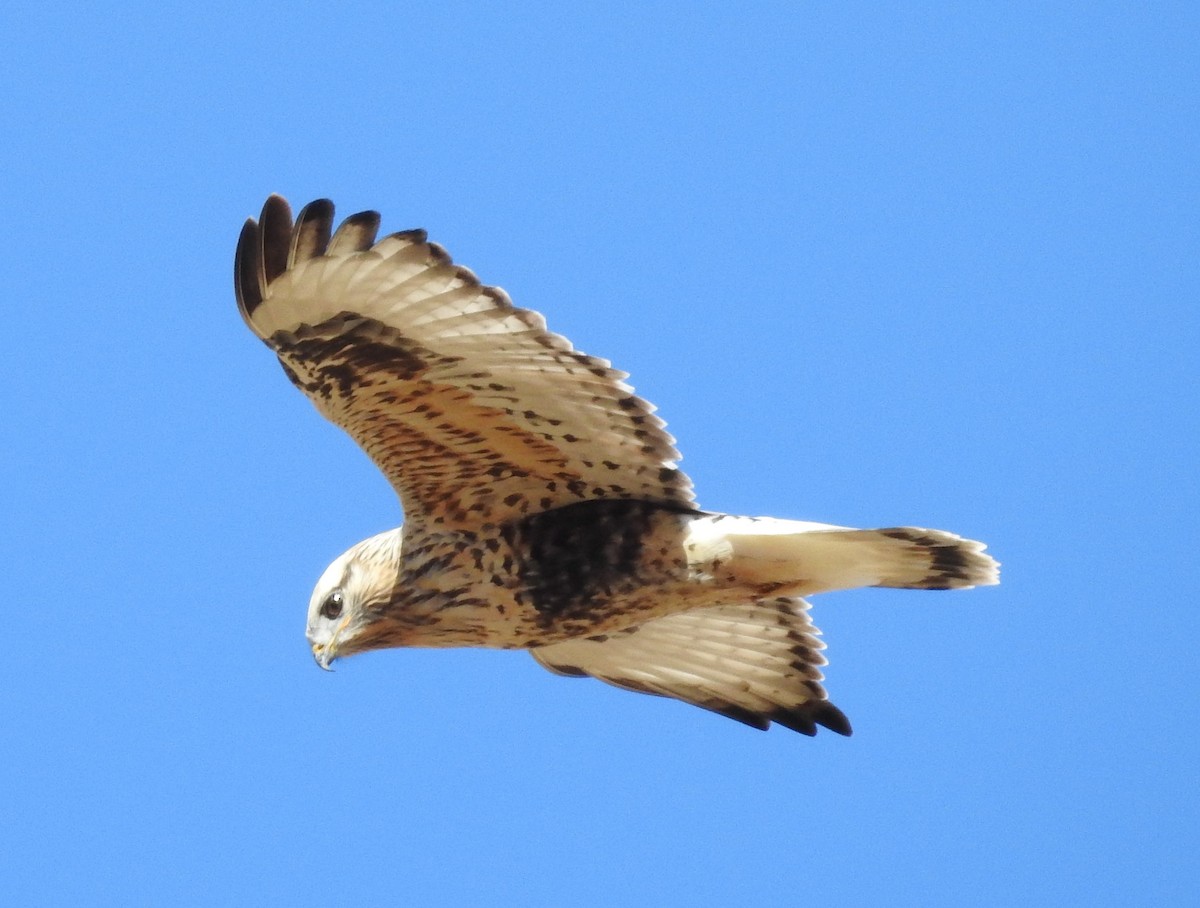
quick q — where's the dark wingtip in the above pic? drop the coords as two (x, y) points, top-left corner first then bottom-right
(291, 198), (335, 266)
(327, 208), (382, 255)
(259, 195), (294, 286)
(235, 195), (335, 337)
(765, 700), (852, 737)
(705, 698), (852, 737)
(707, 702), (773, 731)
(772, 712), (818, 736)
(234, 195), (293, 333)
(809, 701), (854, 737)
(234, 218), (263, 327)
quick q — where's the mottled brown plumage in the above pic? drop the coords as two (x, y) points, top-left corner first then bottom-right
(236, 195), (693, 530)
(236, 196), (999, 736)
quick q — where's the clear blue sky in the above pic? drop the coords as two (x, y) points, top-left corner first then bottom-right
(3, 2), (1196, 905)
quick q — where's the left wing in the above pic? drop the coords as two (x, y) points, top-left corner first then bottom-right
(530, 599), (852, 736)
(235, 196), (694, 529)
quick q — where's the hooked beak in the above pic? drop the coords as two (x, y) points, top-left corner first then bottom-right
(310, 614), (351, 672)
(311, 642), (336, 671)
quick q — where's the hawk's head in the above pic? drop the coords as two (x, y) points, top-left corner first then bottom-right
(306, 529), (402, 669)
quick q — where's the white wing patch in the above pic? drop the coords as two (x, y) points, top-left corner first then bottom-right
(530, 599), (853, 735)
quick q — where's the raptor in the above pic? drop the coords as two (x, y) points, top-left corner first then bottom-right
(235, 195), (999, 736)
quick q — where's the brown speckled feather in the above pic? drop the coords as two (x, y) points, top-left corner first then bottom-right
(238, 195), (1000, 739)
(236, 196), (693, 528)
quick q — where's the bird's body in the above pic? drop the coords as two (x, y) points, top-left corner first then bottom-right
(236, 195), (999, 736)
(322, 506), (991, 650)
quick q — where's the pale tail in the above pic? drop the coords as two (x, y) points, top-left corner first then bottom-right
(711, 520), (1000, 594)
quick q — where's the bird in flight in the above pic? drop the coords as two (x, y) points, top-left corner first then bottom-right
(235, 195), (999, 736)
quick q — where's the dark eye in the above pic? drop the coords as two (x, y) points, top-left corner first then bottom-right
(320, 590), (345, 620)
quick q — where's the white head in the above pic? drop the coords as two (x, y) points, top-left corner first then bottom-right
(306, 528), (403, 669)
